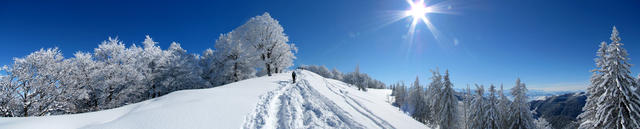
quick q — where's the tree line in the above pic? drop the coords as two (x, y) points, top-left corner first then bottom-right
(0, 12), (297, 117)
(390, 70), (553, 129)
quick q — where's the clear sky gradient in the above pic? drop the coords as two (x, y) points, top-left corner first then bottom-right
(1, 0), (639, 90)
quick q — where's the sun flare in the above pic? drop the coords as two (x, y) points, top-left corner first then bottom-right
(401, 0), (443, 46)
(405, 0), (431, 20)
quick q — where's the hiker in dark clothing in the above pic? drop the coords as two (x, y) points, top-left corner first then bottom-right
(292, 71), (297, 83)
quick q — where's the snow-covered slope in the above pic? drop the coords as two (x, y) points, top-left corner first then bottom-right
(0, 70), (426, 129)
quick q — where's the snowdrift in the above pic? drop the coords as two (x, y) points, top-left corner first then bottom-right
(0, 70), (427, 129)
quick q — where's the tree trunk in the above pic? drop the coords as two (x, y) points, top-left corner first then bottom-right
(105, 86), (114, 109)
(234, 62), (239, 82)
(22, 86), (29, 116)
(266, 63), (272, 76)
(22, 101), (29, 116)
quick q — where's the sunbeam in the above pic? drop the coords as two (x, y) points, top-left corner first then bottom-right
(404, 0), (443, 44)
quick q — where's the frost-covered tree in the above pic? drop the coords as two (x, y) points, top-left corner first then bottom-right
(59, 52), (100, 113)
(0, 28), (299, 116)
(138, 35), (168, 98)
(0, 66), (16, 117)
(235, 12), (296, 76)
(438, 70), (458, 129)
(508, 78), (535, 129)
(93, 37), (145, 109)
(470, 85), (487, 129)
(304, 65), (333, 78)
(310, 65), (384, 89)
(352, 64), (367, 91)
(213, 32), (257, 85)
(331, 67), (343, 81)
(157, 42), (210, 94)
(199, 49), (217, 85)
(365, 78), (381, 89)
(11, 48), (65, 116)
(535, 117), (552, 129)
(271, 43), (297, 73)
(579, 26), (640, 129)
(353, 64), (361, 90)
(485, 85), (501, 129)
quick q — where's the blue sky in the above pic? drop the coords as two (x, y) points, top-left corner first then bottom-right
(1, 0), (639, 90)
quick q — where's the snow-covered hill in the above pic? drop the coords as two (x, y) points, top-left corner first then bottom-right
(0, 70), (427, 129)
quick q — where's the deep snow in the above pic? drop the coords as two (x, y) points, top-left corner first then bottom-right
(0, 70), (427, 129)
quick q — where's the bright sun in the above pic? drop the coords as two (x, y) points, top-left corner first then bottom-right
(405, 0), (431, 20)
(400, 0), (443, 49)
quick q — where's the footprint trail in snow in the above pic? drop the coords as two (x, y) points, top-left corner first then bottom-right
(242, 73), (367, 129)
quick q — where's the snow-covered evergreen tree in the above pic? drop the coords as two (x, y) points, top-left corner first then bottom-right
(409, 76), (429, 123)
(463, 84), (472, 129)
(637, 74), (640, 85)
(580, 26), (640, 129)
(498, 84), (511, 128)
(578, 41), (608, 128)
(470, 85), (487, 129)
(535, 117), (552, 129)
(437, 70), (458, 129)
(508, 78), (535, 129)
(426, 69), (442, 125)
(485, 85), (501, 129)
(394, 82), (407, 109)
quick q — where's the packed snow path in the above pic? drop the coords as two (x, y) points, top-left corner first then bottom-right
(243, 73), (367, 129)
(242, 71), (422, 129)
(0, 70), (427, 129)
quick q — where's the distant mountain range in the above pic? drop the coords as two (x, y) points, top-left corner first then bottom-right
(454, 88), (583, 101)
(454, 88), (586, 129)
(530, 92), (586, 129)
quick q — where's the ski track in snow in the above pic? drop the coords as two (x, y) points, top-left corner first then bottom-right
(242, 73), (366, 129)
(322, 78), (396, 129)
